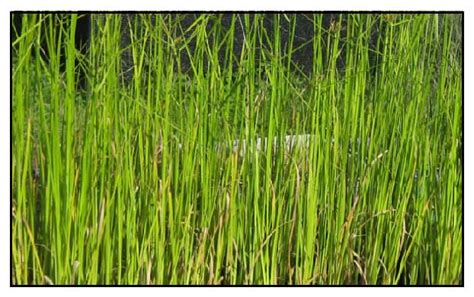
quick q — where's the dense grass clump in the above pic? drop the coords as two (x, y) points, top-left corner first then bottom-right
(12, 13), (462, 285)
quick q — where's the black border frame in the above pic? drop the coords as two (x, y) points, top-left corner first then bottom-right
(9, 10), (464, 287)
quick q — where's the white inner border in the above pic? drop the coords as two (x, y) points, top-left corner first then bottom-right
(0, 1), (470, 296)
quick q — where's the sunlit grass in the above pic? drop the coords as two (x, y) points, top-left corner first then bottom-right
(11, 13), (462, 285)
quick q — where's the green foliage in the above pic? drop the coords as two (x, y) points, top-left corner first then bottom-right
(12, 13), (462, 285)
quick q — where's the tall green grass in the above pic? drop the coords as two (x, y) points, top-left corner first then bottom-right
(12, 13), (462, 285)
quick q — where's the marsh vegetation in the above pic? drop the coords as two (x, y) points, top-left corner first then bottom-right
(11, 13), (462, 285)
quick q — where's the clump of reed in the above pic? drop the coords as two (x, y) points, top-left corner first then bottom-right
(12, 13), (462, 285)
